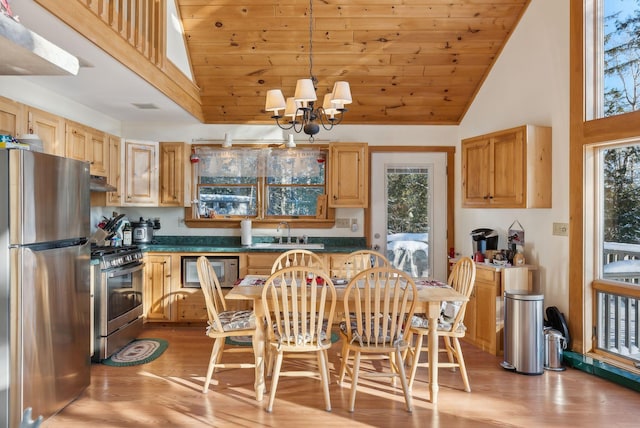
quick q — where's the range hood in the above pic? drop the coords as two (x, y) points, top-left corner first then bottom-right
(0, 13), (79, 75)
(90, 175), (117, 192)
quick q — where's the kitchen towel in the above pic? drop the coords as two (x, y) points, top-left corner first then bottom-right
(241, 219), (252, 246)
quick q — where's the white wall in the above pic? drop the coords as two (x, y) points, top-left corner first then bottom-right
(458, 0), (570, 312)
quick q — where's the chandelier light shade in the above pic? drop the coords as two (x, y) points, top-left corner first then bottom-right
(264, 0), (352, 142)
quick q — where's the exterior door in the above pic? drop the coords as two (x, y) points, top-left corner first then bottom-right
(370, 152), (448, 281)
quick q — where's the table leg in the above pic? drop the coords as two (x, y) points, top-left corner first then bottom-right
(427, 301), (440, 404)
(252, 298), (266, 401)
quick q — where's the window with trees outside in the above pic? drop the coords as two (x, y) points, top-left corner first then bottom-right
(192, 147), (327, 220)
(585, 0), (640, 366)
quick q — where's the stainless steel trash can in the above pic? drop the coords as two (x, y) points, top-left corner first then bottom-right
(544, 328), (566, 371)
(501, 290), (544, 375)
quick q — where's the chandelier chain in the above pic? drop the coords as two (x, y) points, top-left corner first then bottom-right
(308, 0), (315, 85)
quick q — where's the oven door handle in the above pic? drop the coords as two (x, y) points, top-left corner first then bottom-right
(107, 262), (145, 278)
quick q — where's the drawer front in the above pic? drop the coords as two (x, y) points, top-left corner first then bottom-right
(476, 267), (497, 283)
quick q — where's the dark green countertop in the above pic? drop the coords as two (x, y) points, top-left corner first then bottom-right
(139, 235), (367, 254)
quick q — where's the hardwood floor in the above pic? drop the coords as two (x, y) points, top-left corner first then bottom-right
(43, 325), (639, 427)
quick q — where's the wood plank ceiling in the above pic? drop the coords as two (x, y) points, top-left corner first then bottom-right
(177, 0), (530, 126)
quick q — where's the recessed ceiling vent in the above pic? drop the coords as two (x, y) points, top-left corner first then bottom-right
(0, 13), (79, 75)
(132, 103), (160, 110)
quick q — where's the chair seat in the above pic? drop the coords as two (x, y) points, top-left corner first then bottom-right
(339, 318), (404, 345)
(410, 314), (466, 333)
(273, 319), (331, 346)
(207, 310), (256, 334)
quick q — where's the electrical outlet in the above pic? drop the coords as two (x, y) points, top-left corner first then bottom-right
(552, 222), (569, 236)
(336, 218), (350, 228)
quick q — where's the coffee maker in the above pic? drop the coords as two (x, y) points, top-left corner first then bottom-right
(471, 228), (499, 256)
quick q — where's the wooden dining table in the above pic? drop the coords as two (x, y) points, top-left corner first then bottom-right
(225, 275), (468, 404)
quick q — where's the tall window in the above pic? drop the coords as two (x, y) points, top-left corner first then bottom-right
(193, 147), (326, 220)
(588, 0), (640, 119)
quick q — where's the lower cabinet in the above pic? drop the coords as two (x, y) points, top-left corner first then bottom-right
(461, 264), (532, 356)
(144, 254), (173, 322)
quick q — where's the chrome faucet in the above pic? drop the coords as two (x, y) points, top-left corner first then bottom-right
(276, 221), (291, 244)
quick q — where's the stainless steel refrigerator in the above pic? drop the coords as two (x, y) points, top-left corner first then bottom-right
(1, 149), (91, 427)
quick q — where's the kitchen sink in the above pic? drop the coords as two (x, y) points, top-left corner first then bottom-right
(251, 242), (325, 250)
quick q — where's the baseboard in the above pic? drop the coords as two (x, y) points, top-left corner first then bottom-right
(564, 351), (640, 392)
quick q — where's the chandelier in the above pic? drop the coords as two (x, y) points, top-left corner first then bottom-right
(264, 0), (352, 142)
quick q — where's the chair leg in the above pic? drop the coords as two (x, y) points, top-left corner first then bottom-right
(339, 339), (350, 385)
(407, 333), (424, 390)
(266, 351), (284, 412)
(444, 336), (455, 368)
(348, 351), (362, 413)
(452, 337), (471, 392)
(203, 338), (225, 393)
(317, 349), (332, 412)
(395, 348), (413, 413)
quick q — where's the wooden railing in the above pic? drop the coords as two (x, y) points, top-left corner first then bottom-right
(79, 0), (164, 67)
(593, 283), (640, 366)
(603, 242), (640, 284)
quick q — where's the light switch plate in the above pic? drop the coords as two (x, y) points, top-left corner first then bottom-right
(553, 222), (569, 236)
(336, 218), (350, 228)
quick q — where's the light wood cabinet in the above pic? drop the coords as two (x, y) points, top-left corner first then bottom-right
(159, 141), (189, 207)
(246, 253), (281, 275)
(106, 134), (122, 205)
(26, 106), (65, 156)
(0, 96), (24, 138)
(66, 121), (109, 176)
(144, 254), (172, 321)
(328, 142), (368, 208)
(461, 264), (532, 355)
(88, 129), (108, 176)
(123, 140), (158, 206)
(461, 125), (551, 208)
(65, 121), (88, 161)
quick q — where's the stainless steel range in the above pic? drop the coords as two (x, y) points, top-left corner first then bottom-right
(91, 245), (144, 361)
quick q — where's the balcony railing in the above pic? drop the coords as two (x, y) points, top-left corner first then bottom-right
(596, 242), (640, 365)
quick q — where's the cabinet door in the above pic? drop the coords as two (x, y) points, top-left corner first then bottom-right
(66, 122), (88, 161)
(88, 129), (108, 176)
(490, 129), (525, 207)
(159, 142), (186, 207)
(0, 96), (24, 138)
(106, 134), (121, 206)
(144, 255), (172, 321)
(461, 138), (491, 206)
(27, 107), (65, 156)
(124, 140), (158, 206)
(247, 253), (280, 275)
(474, 280), (497, 353)
(328, 143), (368, 207)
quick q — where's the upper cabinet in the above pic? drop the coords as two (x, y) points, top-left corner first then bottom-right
(106, 134), (122, 206)
(159, 142), (190, 207)
(65, 120), (108, 176)
(461, 125), (552, 208)
(123, 140), (158, 206)
(0, 96), (25, 139)
(26, 107), (65, 157)
(327, 142), (369, 208)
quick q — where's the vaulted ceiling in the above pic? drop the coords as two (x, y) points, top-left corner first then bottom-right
(177, 0), (530, 126)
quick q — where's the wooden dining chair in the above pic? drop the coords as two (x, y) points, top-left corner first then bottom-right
(334, 250), (390, 384)
(406, 256), (476, 392)
(331, 249), (389, 279)
(196, 256), (257, 394)
(262, 266), (337, 412)
(340, 267), (417, 413)
(270, 249), (326, 273)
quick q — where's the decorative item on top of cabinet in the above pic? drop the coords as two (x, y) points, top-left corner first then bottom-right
(123, 140), (158, 206)
(462, 125), (551, 208)
(327, 142), (368, 208)
(159, 142), (190, 207)
(26, 106), (65, 157)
